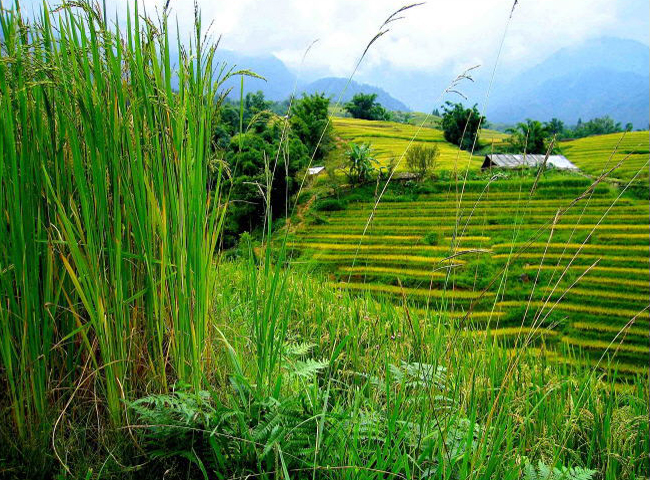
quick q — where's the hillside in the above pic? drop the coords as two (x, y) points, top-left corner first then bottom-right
(327, 117), (649, 183)
(560, 131), (650, 182)
(291, 177), (650, 379)
(2, 4), (649, 479)
(327, 117), (508, 173)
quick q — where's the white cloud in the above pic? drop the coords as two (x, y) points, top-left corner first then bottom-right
(19, 0), (649, 77)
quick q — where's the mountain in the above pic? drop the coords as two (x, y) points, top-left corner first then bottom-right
(486, 37), (650, 128)
(213, 37), (648, 128)
(215, 50), (297, 101)
(356, 37), (649, 129)
(297, 77), (410, 111)
(213, 52), (411, 113)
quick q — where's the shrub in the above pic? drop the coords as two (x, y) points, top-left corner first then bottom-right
(345, 142), (378, 184)
(422, 232), (442, 246)
(406, 144), (440, 181)
(314, 198), (347, 211)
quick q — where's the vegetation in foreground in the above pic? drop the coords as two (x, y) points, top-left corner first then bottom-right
(0, 2), (648, 480)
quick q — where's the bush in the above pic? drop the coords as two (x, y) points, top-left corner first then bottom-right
(314, 198), (347, 211)
(345, 142), (378, 184)
(406, 144), (440, 181)
(422, 232), (442, 246)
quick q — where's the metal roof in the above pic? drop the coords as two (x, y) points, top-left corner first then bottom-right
(307, 166), (326, 175)
(483, 154), (579, 170)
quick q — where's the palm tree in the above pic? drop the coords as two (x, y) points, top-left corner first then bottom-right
(507, 119), (550, 154)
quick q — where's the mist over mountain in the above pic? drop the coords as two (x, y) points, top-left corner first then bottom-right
(216, 50), (297, 101)
(215, 52), (408, 111)
(215, 37), (648, 128)
(486, 37), (650, 128)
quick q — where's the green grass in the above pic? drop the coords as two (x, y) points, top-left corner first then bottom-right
(1, 0), (224, 464)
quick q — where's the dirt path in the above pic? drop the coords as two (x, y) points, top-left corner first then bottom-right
(289, 193), (317, 232)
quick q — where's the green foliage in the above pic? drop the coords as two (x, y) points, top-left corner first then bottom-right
(523, 460), (597, 480)
(129, 341), (330, 478)
(221, 113), (309, 246)
(507, 119), (552, 154)
(345, 142), (378, 184)
(344, 93), (390, 120)
(406, 144), (440, 180)
(441, 102), (485, 150)
(313, 198), (347, 211)
(290, 93), (334, 161)
(545, 118), (566, 137)
(0, 0), (226, 441)
(422, 231), (441, 246)
(2, 2), (649, 480)
(571, 115), (626, 138)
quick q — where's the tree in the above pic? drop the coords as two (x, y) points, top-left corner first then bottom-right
(507, 120), (551, 154)
(571, 116), (623, 138)
(406, 144), (439, 181)
(290, 93), (333, 161)
(345, 143), (377, 184)
(344, 93), (389, 121)
(440, 102), (484, 150)
(223, 124), (309, 246)
(545, 118), (565, 138)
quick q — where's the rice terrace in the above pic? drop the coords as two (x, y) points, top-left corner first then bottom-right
(0, 0), (649, 479)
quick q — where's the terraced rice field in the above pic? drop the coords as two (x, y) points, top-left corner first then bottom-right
(331, 117), (505, 172)
(291, 180), (650, 379)
(561, 131), (649, 182)
(331, 117), (648, 184)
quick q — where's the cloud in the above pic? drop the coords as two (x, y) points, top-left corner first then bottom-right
(15, 0), (649, 78)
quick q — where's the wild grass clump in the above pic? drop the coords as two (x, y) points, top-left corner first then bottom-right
(0, 0), (227, 458)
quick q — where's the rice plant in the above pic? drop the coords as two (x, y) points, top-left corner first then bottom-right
(0, 0), (229, 441)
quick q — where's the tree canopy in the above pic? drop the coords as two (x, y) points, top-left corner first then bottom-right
(507, 119), (552, 154)
(344, 93), (390, 121)
(210, 92), (322, 246)
(440, 102), (484, 150)
(290, 93), (333, 161)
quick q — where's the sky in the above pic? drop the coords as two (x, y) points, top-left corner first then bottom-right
(16, 0), (650, 81)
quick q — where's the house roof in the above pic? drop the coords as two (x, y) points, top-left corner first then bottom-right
(484, 154), (579, 170)
(307, 166), (326, 175)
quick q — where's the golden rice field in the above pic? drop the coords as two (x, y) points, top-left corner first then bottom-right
(560, 131), (650, 182)
(291, 180), (650, 380)
(330, 117), (508, 172)
(329, 117), (648, 184)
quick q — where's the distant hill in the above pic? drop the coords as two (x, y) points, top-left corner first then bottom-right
(213, 37), (648, 128)
(356, 37), (649, 129)
(213, 52), (411, 113)
(487, 37), (650, 128)
(297, 77), (409, 112)
(215, 50), (297, 101)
